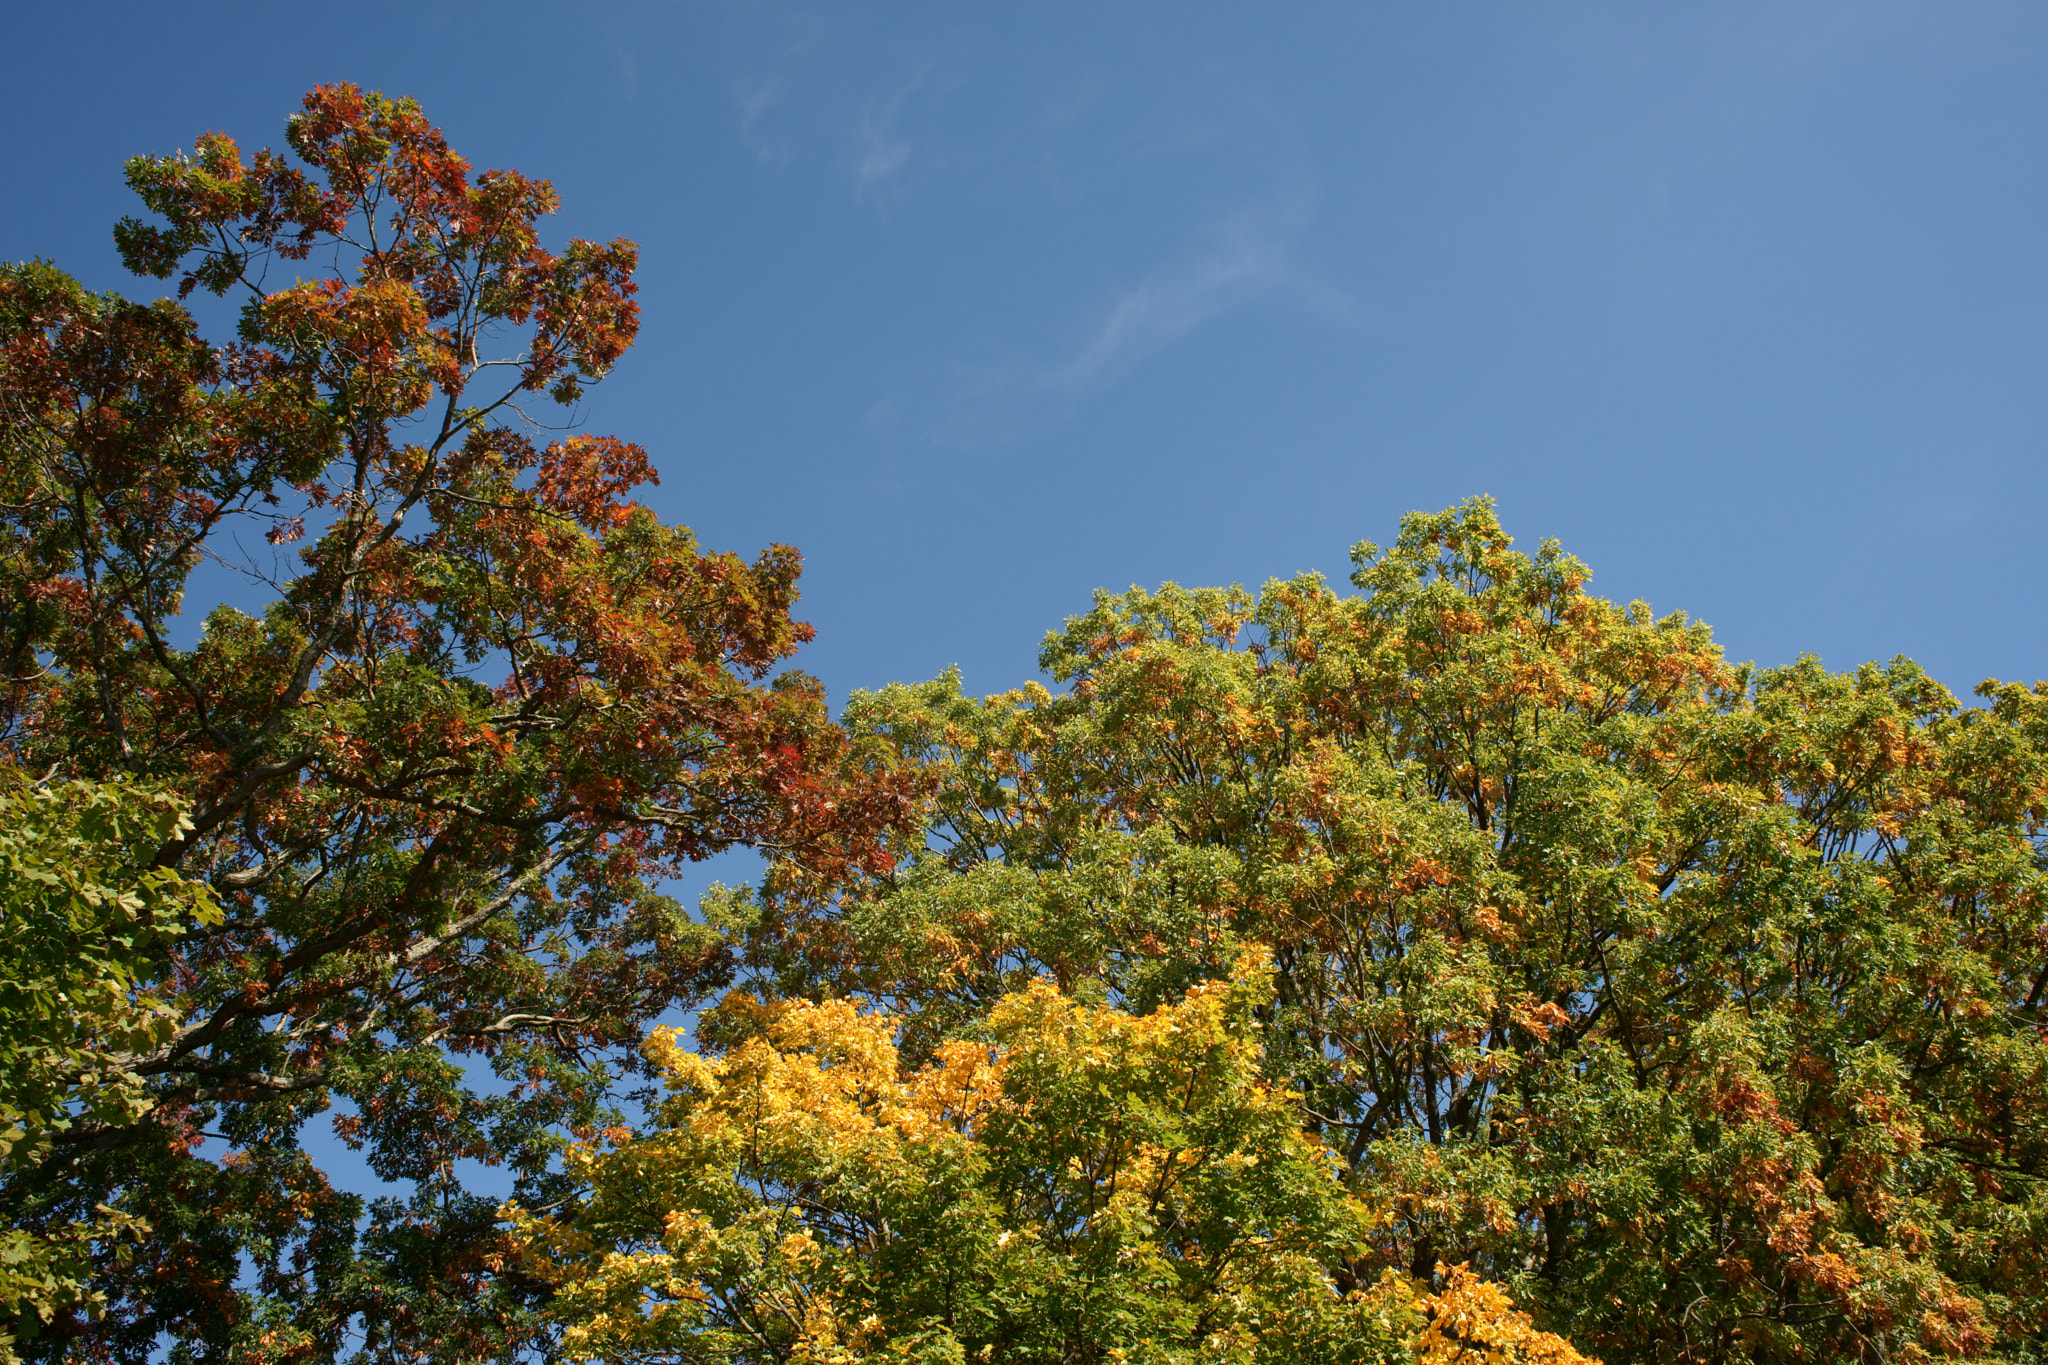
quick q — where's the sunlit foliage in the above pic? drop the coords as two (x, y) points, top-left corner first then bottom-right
(722, 500), (2048, 1365)
(512, 952), (1592, 1365)
(0, 768), (218, 1361)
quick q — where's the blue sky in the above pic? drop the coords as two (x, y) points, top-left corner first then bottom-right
(7, 0), (2044, 701)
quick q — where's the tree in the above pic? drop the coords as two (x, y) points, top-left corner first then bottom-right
(0, 86), (915, 1361)
(510, 950), (1594, 1365)
(0, 767), (219, 1361)
(723, 500), (2048, 1365)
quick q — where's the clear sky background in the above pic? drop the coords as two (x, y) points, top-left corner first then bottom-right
(6, 1), (2045, 707)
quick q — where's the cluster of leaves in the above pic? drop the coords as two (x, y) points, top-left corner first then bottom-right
(694, 500), (2048, 1365)
(0, 767), (219, 1360)
(510, 950), (1591, 1365)
(0, 87), (916, 1361)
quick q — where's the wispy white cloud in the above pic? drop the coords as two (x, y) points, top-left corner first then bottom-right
(902, 178), (1323, 448)
(853, 118), (910, 188)
(722, 0), (838, 168)
(735, 77), (793, 165)
(1055, 209), (1298, 390)
(705, 4), (1345, 444)
(718, 0), (943, 194)
(849, 67), (929, 206)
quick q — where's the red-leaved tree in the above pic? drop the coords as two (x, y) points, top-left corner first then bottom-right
(0, 84), (918, 1363)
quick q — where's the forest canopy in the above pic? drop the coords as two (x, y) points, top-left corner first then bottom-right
(573, 498), (2044, 1365)
(1, 85), (2045, 1365)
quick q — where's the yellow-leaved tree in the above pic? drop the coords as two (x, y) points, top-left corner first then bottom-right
(508, 952), (1592, 1365)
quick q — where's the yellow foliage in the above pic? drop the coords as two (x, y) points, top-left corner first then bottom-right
(1415, 1265), (1599, 1365)
(511, 951), (1591, 1365)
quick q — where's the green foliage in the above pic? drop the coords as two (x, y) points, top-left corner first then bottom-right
(514, 952), (1591, 1365)
(0, 765), (219, 1359)
(726, 500), (2048, 1365)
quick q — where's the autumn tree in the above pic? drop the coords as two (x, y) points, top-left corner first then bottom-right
(512, 950), (1594, 1365)
(721, 500), (2048, 1365)
(0, 86), (914, 1362)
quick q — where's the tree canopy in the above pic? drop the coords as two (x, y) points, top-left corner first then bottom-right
(685, 501), (2048, 1365)
(0, 85), (914, 1361)
(2, 84), (2044, 1365)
